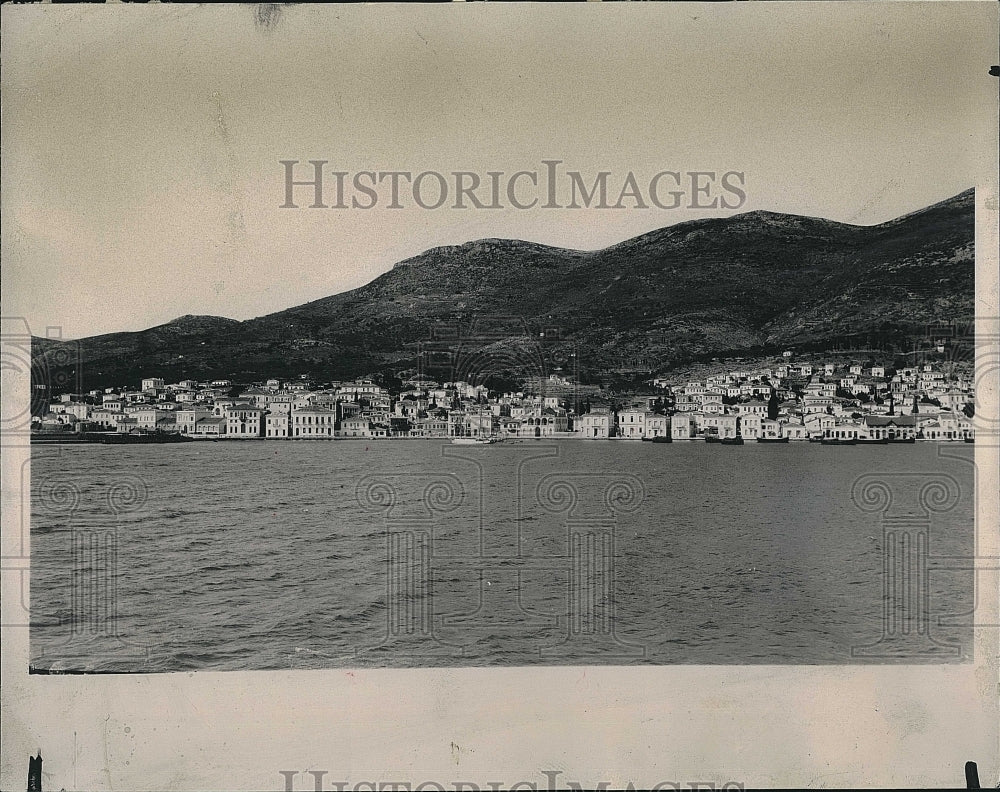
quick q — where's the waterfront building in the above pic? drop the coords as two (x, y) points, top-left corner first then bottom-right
(117, 418), (138, 433)
(862, 415), (917, 441)
(782, 423), (809, 440)
(761, 418), (783, 439)
(226, 406), (266, 438)
(670, 413), (695, 440)
(803, 414), (835, 437)
(293, 406), (336, 438)
(266, 412), (291, 438)
(133, 407), (170, 430)
(90, 409), (125, 429)
(579, 410), (613, 439)
(464, 411), (496, 438)
(524, 408), (568, 437)
(193, 416), (226, 437)
(338, 415), (372, 438)
(646, 413), (669, 438)
(739, 414), (762, 439)
(617, 408), (649, 439)
(174, 408), (213, 434)
(921, 412), (974, 440)
(826, 420), (862, 440)
(701, 413), (739, 439)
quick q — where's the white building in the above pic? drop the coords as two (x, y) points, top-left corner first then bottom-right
(292, 406), (336, 438)
(132, 407), (170, 430)
(338, 415), (371, 438)
(671, 413), (695, 440)
(646, 414), (669, 438)
(739, 414), (762, 439)
(266, 412), (291, 438)
(578, 410), (612, 439)
(617, 409), (649, 439)
(175, 408), (213, 434)
(226, 406), (266, 438)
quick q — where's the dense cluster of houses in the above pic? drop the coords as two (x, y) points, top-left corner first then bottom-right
(37, 376), (569, 440)
(35, 357), (976, 442)
(648, 359), (975, 442)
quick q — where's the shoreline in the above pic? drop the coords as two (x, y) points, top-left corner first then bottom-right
(29, 433), (974, 445)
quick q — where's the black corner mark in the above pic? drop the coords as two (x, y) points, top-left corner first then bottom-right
(27, 752), (42, 792)
(964, 760), (980, 789)
(990, 66), (1000, 77)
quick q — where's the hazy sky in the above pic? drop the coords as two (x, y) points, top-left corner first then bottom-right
(2, 3), (996, 339)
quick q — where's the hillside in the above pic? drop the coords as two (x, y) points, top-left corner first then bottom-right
(31, 189), (975, 392)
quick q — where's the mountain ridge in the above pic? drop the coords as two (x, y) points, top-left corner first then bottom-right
(31, 189), (975, 391)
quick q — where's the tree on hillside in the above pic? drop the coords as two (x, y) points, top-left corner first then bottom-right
(767, 390), (780, 421)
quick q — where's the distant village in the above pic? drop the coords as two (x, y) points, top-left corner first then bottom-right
(34, 353), (976, 443)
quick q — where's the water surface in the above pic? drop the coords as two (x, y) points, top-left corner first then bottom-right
(30, 440), (974, 671)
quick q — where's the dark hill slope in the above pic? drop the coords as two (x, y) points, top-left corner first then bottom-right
(32, 190), (974, 390)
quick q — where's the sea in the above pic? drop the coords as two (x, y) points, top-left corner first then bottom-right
(29, 440), (975, 672)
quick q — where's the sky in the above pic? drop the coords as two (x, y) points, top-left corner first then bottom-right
(2, 2), (997, 339)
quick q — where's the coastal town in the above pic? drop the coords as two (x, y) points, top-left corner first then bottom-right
(33, 352), (977, 444)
